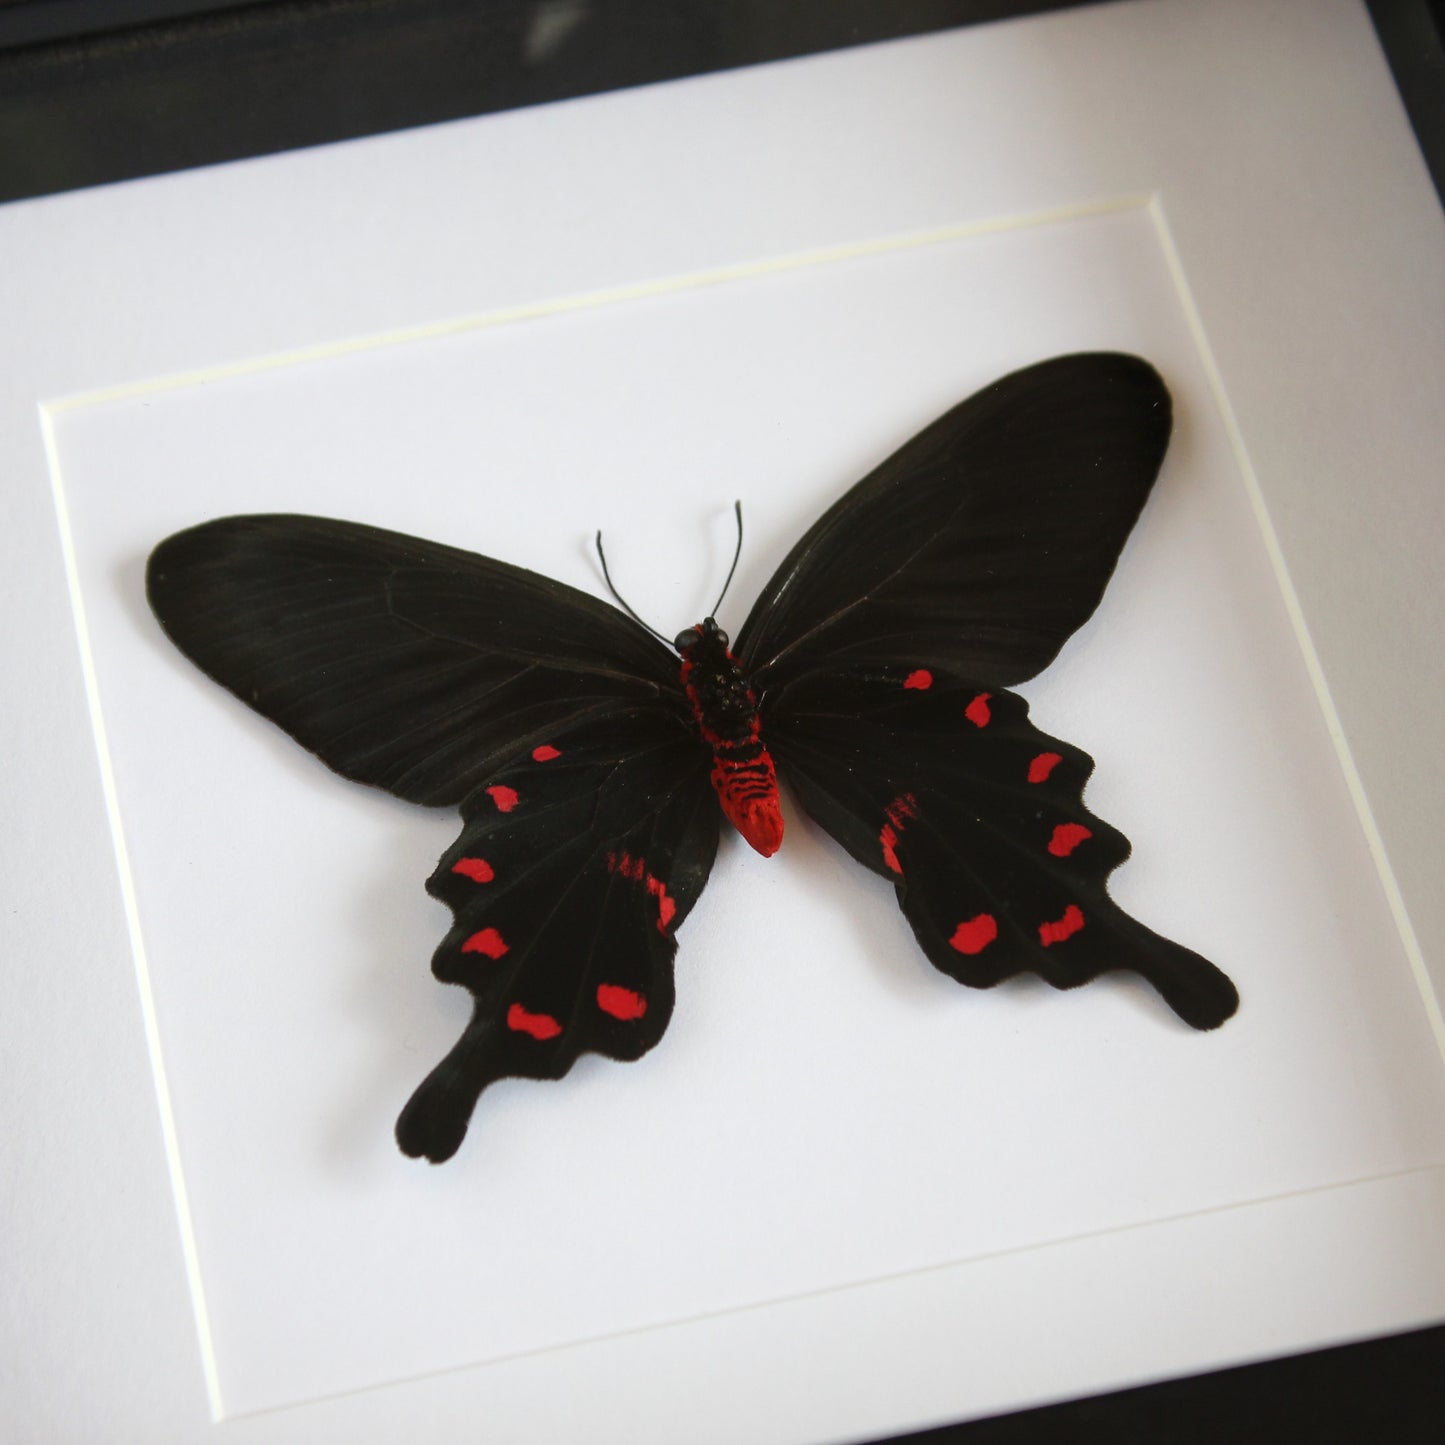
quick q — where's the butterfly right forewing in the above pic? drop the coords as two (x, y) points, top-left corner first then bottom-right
(737, 353), (1173, 690)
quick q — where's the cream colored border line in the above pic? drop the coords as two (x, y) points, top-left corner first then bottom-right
(44, 196), (1147, 413)
(1147, 195), (1445, 1064)
(41, 407), (227, 1420)
(42, 191), (1438, 1417)
(222, 1155), (1445, 1424)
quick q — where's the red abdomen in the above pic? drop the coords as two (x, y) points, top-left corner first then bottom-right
(678, 623), (784, 857)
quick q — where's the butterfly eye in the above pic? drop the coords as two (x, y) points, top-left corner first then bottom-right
(712, 626), (729, 648)
(673, 628), (702, 653)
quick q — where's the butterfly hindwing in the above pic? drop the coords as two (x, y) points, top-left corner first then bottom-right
(768, 667), (1238, 1030)
(395, 712), (719, 1162)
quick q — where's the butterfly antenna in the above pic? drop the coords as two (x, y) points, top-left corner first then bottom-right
(594, 528), (671, 645)
(710, 501), (744, 617)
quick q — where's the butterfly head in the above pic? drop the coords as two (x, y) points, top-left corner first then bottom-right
(672, 616), (729, 658)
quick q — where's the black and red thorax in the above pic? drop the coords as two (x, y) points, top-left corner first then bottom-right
(675, 618), (783, 856)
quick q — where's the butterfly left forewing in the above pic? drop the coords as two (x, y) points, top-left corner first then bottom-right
(396, 712), (718, 1162)
(147, 515), (681, 807)
(767, 667), (1237, 1030)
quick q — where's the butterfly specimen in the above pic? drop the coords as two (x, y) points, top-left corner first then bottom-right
(147, 352), (1238, 1163)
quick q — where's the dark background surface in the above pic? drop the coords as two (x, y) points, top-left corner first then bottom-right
(2, 0), (1439, 207)
(4, 1), (1444, 1440)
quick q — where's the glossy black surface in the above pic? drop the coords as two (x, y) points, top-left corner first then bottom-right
(0, 0), (1086, 202)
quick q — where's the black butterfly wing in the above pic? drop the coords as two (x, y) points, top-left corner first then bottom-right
(768, 669), (1237, 1028)
(147, 514), (682, 807)
(748, 355), (1238, 1027)
(737, 353), (1173, 690)
(399, 711), (718, 1162)
(147, 515), (720, 1160)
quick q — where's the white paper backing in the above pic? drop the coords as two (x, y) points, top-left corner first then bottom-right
(5, 2), (1444, 1439)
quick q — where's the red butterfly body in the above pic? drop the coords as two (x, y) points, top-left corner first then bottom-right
(678, 617), (784, 857)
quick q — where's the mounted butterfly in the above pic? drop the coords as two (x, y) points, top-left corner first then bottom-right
(146, 352), (1238, 1163)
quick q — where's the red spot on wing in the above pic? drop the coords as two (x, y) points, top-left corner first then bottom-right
(645, 874), (677, 933)
(597, 984), (647, 1021)
(1047, 823), (1092, 858)
(486, 785), (519, 813)
(451, 856), (494, 883)
(885, 795), (918, 826)
(1039, 904), (1085, 947)
(461, 927), (508, 959)
(609, 852), (678, 933)
(950, 913), (998, 955)
(531, 744), (561, 762)
(1028, 751), (1063, 784)
(965, 693), (992, 728)
(507, 1003), (562, 1040)
(904, 669), (933, 690)
(880, 794), (918, 875)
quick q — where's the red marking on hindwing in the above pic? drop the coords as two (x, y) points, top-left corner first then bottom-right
(904, 669), (933, 690)
(950, 913), (998, 955)
(1028, 751), (1063, 784)
(531, 744), (561, 762)
(451, 856), (494, 883)
(1039, 904), (1085, 947)
(597, 984), (647, 1021)
(507, 1003), (562, 1040)
(879, 793), (918, 875)
(461, 927), (508, 959)
(607, 851), (644, 882)
(486, 785), (519, 813)
(608, 853), (678, 933)
(645, 875), (677, 933)
(965, 693), (992, 728)
(1047, 823), (1092, 857)
(886, 795), (918, 826)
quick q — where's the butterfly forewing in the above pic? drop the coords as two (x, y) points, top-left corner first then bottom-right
(147, 514), (682, 806)
(396, 713), (718, 1162)
(737, 353), (1172, 690)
